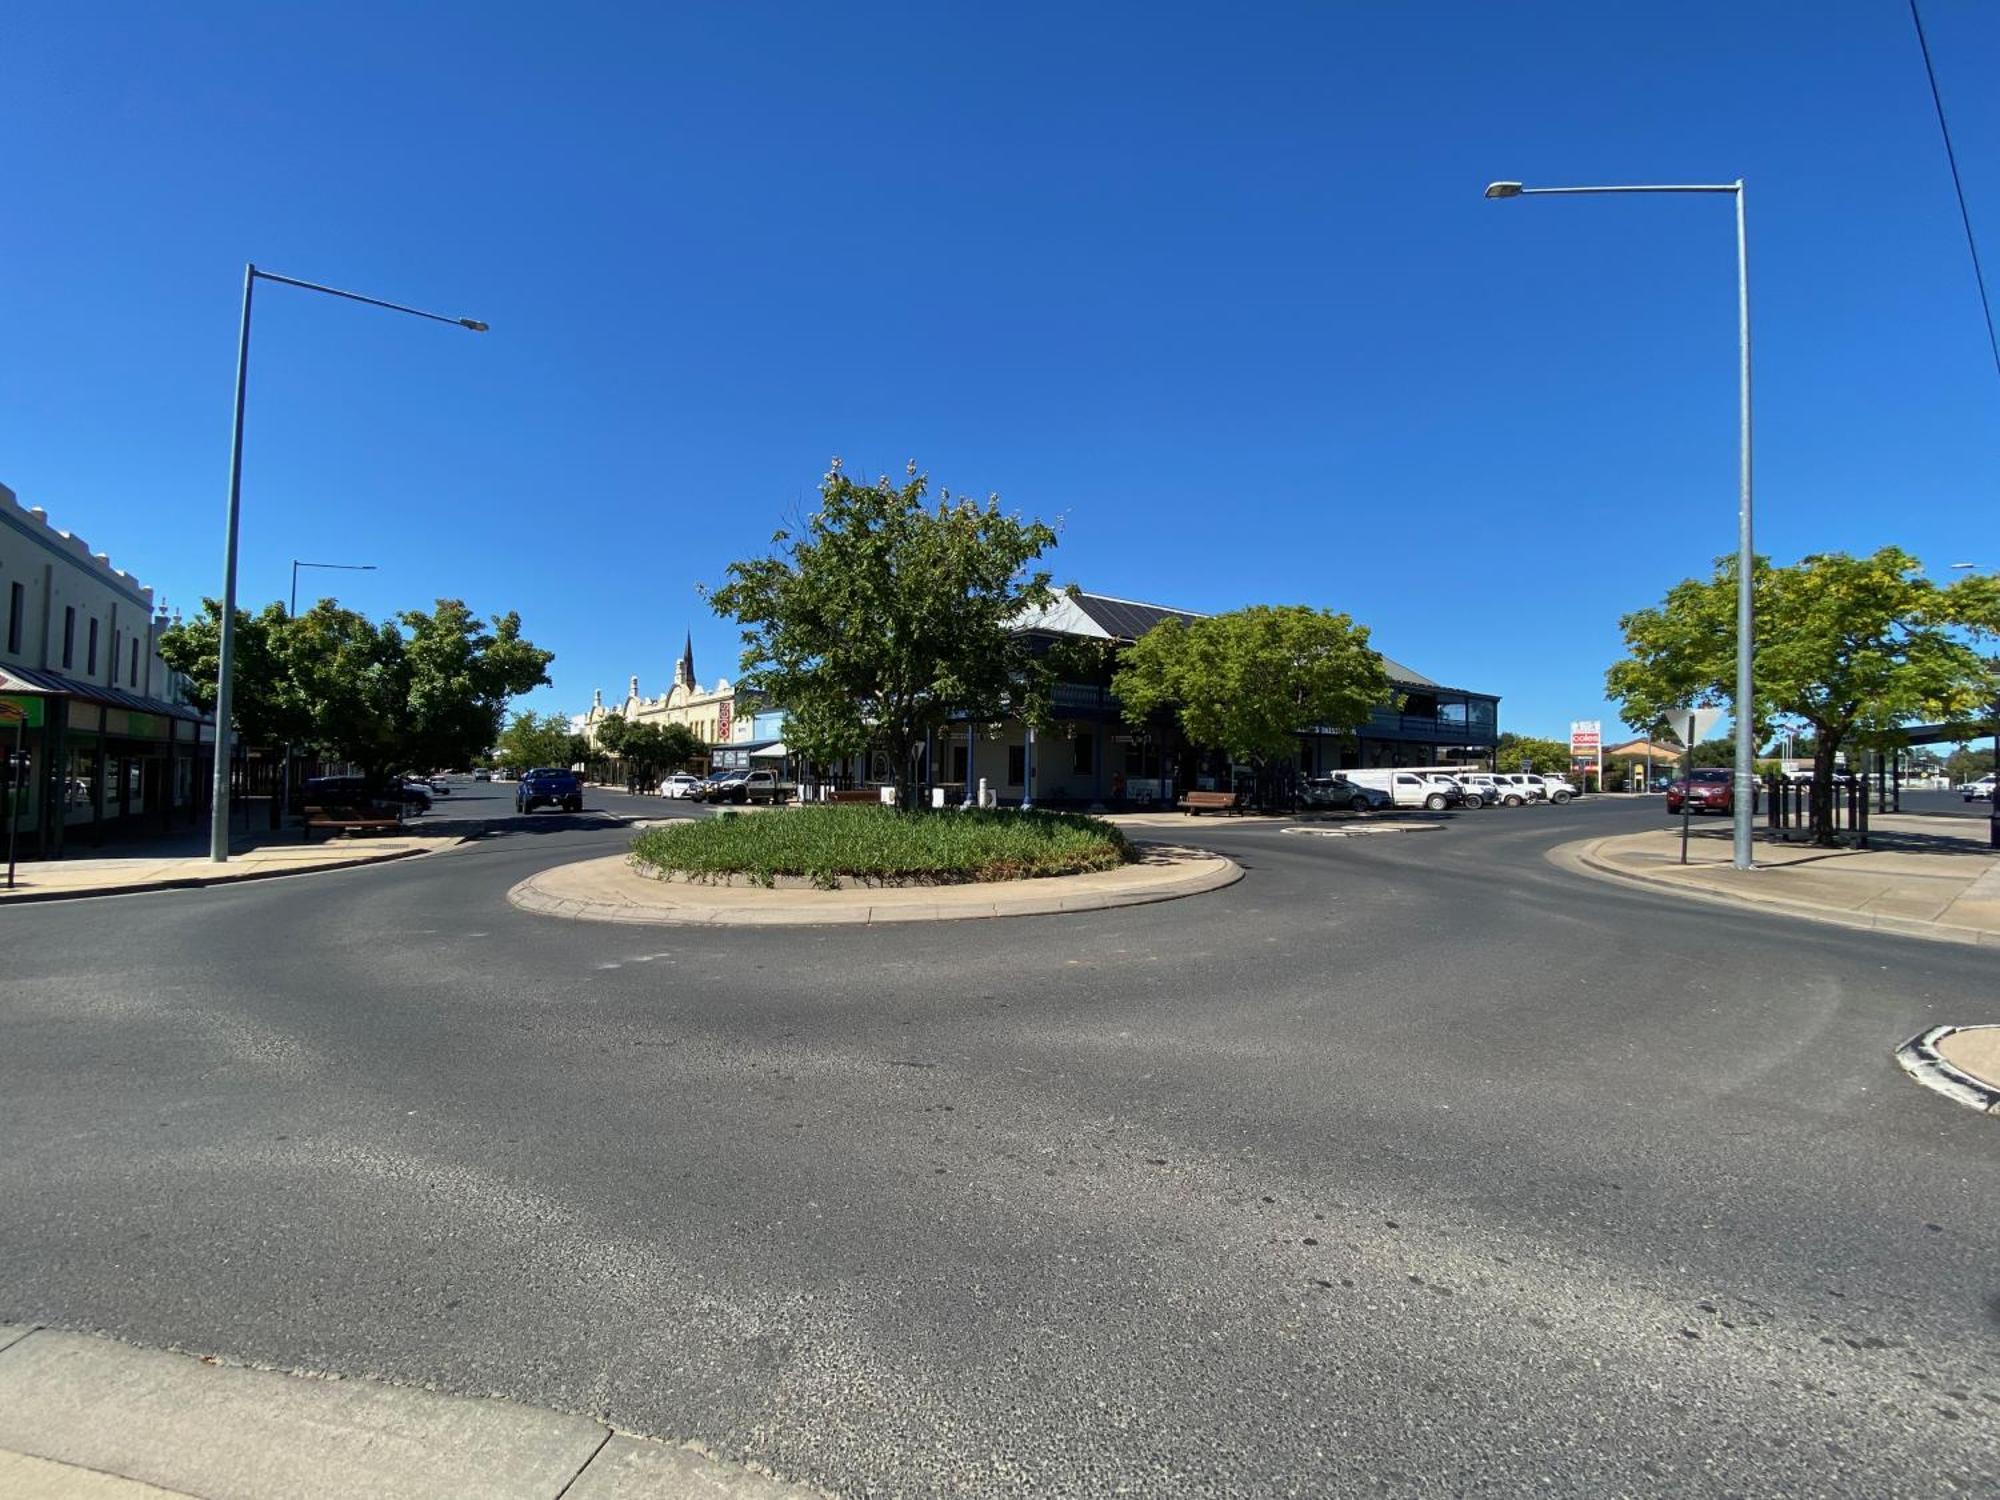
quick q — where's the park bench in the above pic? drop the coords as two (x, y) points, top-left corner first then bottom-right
(301, 803), (404, 841)
(827, 788), (884, 805)
(1177, 789), (1244, 816)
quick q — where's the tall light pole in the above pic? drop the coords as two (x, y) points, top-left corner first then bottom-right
(277, 560), (377, 820)
(209, 266), (486, 863)
(1949, 562), (2000, 849)
(1485, 179), (1756, 870)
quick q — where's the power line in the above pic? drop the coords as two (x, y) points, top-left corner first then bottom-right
(1910, 0), (2000, 385)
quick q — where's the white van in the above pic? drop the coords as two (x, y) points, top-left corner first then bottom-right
(1339, 769), (1455, 811)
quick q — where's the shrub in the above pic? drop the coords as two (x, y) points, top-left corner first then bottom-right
(629, 805), (1131, 889)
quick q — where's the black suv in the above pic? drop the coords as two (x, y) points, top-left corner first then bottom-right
(516, 768), (584, 814)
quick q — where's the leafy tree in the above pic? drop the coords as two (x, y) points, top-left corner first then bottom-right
(1112, 607), (1391, 780)
(1686, 736), (1738, 770)
(709, 459), (1059, 809)
(593, 712), (631, 760)
(497, 711), (575, 771)
(1946, 745), (1995, 784)
(162, 596), (553, 786)
(1494, 733), (1574, 775)
(158, 601), (310, 748)
(1607, 548), (1999, 843)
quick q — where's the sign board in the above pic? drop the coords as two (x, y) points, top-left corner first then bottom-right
(1674, 707), (1725, 751)
(0, 696), (44, 728)
(714, 698), (733, 744)
(1569, 720), (1601, 754)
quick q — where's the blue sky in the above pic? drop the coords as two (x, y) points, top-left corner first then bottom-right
(5, 2), (1997, 740)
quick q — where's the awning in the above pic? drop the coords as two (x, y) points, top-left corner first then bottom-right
(0, 664), (207, 722)
(749, 740), (787, 758)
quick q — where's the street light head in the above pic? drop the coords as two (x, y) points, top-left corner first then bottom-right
(459, 319), (489, 333)
(1484, 181), (1525, 199)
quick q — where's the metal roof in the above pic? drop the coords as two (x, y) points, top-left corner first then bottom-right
(1051, 591), (1461, 695)
(0, 663), (207, 722)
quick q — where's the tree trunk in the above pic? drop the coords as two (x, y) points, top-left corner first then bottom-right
(1810, 735), (1841, 846)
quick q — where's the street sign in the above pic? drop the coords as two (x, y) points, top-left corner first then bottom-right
(1676, 707), (1725, 748)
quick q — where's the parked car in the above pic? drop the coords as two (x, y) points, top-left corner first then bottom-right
(1421, 773), (1482, 808)
(1338, 769), (1459, 811)
(1963, 774), (1997, 803)
(516, 767), (584, 814)
(425, 776), (452, 795)
(472, 768), (491, 782)
(1665, 767), (1759, 815)
(1456, 772), (1525, 807)
(1300, 775), (1393, 812)
(1491, 773), (1543, 803)
(1532, 774), (1577, 805)
(658, 772), (703, 799)
(704, 768), (786, 805)
(398, 781), (434, 813)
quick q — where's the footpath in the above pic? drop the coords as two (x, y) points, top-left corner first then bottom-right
(0, 1324), (820, 1499)
(0, 828), (463, 904)
(1558, 812), (2000, 948)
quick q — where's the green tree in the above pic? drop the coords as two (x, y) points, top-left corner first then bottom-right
(162, 596), (553, 786)
(709, 459), (1059, 809)
(1607, 548), (1999, 843)
(1112, 606), (1391, 785)
(1946, 745), (1995, 785)
(497, 711), (574, 771)
(1494, 733), (1574, 775)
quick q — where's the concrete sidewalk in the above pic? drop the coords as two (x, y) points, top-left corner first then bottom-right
(0, 831), (461, 904)
(0, 1325), (821, 1499)
(1559, 814), (2000, 947)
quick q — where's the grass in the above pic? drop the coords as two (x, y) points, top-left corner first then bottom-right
(629, 804), (1133, 889)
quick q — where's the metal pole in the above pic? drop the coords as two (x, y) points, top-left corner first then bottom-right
(6, 715), (21, 890)
(208, 264), (256, 863)
(1731, 181), (1755, 870)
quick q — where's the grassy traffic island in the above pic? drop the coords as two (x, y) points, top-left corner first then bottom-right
(629, 804), (1133, 890)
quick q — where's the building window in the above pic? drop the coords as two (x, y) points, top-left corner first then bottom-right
(1007, 745), (1026, 786)
(88, 618), (99, 675)
(130, 637), (141, 687)
(63, 607), (76, 669)
(1073, 732), (1094, 776)
(5, 581), (21, 654)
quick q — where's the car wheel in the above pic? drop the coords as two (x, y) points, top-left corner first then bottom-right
(1550, 791), (1572, 805)
(1505, 795), (1523, 807)
(1348, 794), (1370, 812)
(1423, 792), (1448, 811)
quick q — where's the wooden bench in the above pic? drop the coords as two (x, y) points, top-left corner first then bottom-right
(1177, 789), (1244, 815)
(301, 803), (404, 841)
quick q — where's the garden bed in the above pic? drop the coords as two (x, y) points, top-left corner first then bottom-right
(629, 804), (1132, 889)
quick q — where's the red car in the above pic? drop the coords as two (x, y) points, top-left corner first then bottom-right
(1666, 767), (1757, 815)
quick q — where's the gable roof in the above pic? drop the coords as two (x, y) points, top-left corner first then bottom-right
(1019, 590), (1457, 694)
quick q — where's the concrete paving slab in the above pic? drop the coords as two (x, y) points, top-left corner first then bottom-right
(0, 1322), (38, 1354)
(0, 1448), (197, 1499)
(565, 1435), (821, 1499)
(0, 1331), (606, 1500)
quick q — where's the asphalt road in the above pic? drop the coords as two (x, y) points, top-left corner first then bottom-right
(5, 786), (1997, 1497)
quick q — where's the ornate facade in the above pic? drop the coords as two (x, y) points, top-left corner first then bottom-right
(574, 636), (735, 750)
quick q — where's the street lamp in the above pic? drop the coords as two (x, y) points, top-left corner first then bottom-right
(1949, 562), (2000, 849)
(209, 266), (485, 863)
(1486, 178), (1756, 870)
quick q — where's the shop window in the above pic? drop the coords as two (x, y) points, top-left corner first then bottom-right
(1073, 732), (1094, 776)
(63, 607), (76, 669)
(1007, 745), (1026, 786)
(6, 582), (22, 654)
(64, 742), (98, 826)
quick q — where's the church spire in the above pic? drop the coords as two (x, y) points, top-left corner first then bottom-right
(676, 632), (696, 691)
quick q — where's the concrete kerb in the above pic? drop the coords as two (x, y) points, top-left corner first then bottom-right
(1550, 835), (2000, 950)
(508, 841), (1243, 927)
(1895, 1025), (2000, 1118)
(0, 1327), (826, 1499)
